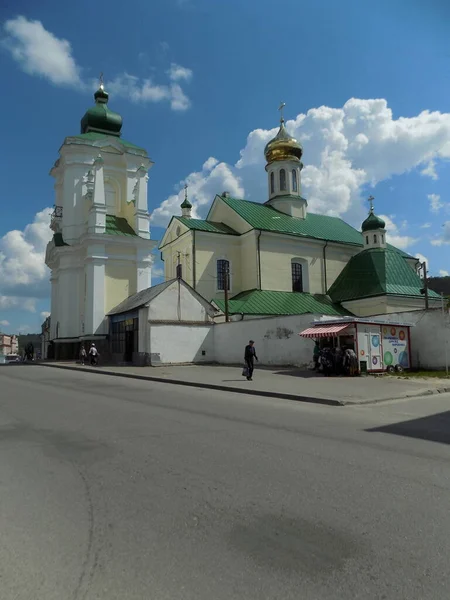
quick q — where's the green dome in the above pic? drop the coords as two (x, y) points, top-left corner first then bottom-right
(80, 85), (122, 137)
(361, 209), (386, 232)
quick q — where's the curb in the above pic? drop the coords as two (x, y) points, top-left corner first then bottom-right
(35, 363), (344, 407)
(341, 386), (450, 406)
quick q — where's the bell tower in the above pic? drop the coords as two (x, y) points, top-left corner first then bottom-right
(264, 103), (307, 219)
(45, 79), (156, 357)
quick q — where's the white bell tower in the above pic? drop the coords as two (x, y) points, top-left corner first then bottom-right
(264, 103), (307, 219)
(45, 80), (157, 358)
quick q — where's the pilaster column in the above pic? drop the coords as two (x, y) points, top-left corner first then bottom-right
(84, 244), (107, 335)
(88, 154), (106, 234)
(133, 165), (150, 239)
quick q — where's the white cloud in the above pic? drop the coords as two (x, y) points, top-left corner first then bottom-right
(431, 221), (450, 246)
(40, 311), (50, 320)
(156, 98), (450, 227)
(379, 215), (418, 249)
(421, 160), (438, 180)
(3, 16), (83, 87)
(439, 270), (449, 276)
(0, 208), (52, 311)
(18, 324), (30, 333)
(151, 158), (244, 226)
(0, 296), (37, 312)
(168, 63), (193, 82)
(0, 320), (10, 327)
(421, 222), (432, 228)
(428, 193), (444, 214)
(3, 17), (192, 111)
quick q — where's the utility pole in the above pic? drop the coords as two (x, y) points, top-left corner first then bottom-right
(223, 262), (229, 323)
(420, 261), (429, 310)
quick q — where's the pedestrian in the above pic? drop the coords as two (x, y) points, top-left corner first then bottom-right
(89, 343), (98, 366)
(80, 346), (87, 366)
(244, 339), (258, 381)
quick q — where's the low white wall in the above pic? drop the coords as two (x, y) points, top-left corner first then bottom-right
(214, 314), (319, 367)
(375, 308), (450, 370)
(150, 324), (214, 364)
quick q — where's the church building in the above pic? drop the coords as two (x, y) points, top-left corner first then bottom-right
(45, 81), (156, 358)
(160, 110), (441, 318)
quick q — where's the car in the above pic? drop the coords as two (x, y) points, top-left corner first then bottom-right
(5, 354), (21, 363)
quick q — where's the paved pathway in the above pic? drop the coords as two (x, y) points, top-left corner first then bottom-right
(38, 362), (450, 405)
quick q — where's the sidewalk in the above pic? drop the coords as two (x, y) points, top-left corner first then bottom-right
(36, 362), (450, 406)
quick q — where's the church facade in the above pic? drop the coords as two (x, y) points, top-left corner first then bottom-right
(45, 83), (156, 358)
(160, 112), (441, 318)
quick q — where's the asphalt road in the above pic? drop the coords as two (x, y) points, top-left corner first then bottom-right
(1, 365), (450, 600)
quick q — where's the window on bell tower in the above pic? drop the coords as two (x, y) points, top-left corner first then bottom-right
(292, 169), (298, 192)
(270, 171), (275, 194)
(280, 169), (286, 191)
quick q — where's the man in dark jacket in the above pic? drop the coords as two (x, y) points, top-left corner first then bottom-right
(244, 340), (258, 381)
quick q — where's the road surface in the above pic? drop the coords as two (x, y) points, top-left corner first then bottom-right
(1, 365), (449, 600)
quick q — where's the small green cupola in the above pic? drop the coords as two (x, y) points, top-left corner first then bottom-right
(181, 183), (192, 218)
(361, 195), (387, 249)
(80, 77), (123, 137)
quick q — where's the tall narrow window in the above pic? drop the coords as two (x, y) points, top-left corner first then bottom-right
(217, 259), (230, 291)
(373, 234), (377, 243)
(280, 169), (286, 191)
(291, 262), (303, 293)
(292, 169), (298, 192)
(270, 171), (275, 194)
(176, 263), (182, 279)
(366, 235), (369, 245)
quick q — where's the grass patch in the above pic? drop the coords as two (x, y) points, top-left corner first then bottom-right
(397, 370), (449, 379)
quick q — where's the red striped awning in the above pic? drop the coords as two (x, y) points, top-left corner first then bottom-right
(299, 324), (350, 338)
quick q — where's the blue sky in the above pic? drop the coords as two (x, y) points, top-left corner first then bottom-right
(1, 0), (449, 334)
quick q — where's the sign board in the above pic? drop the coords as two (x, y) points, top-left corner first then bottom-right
(382, 326), (410, 369)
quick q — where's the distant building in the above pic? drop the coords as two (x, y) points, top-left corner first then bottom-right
(0, 334), (18, 356)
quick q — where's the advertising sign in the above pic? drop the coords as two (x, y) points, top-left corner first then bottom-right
(382, 326), (409, 368)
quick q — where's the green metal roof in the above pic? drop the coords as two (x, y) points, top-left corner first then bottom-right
(105, 215), (137, 237)
(176, 217), (239, 235)
(328, 247), (441, 302)
(216, 195), (363, 245)
(72, 132), (147, 153)
(213, 289), (351, 316)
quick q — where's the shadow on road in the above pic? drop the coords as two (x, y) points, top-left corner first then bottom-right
(366, 411), (450, 445)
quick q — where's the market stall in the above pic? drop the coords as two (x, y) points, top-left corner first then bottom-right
(300, 317), (413, 374)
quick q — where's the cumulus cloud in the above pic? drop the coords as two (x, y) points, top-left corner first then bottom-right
(156, 98), (450, 227)
(421, 222), (432, 228)
(440, 269), (449, 276)
(3, 16), (192, 111)
(152, 157), (244, 226)
(379, 215), (418, 250)
(3, 16), (83, 87)
(40, 311), (50, 320)
(431, 221), (450, 246)
(0, 208), (53, 310)
(0, 320), (10, 327)
(428, 193), (444, 214)
(168, 63), (193, 82)
(421, 160), (438, 180)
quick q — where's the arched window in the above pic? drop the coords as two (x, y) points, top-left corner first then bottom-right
(270, 171), (275, 194)
(381, 234), (384, 244)
(366, 235), (369, 245)
(217, 259), (230, 291)
(105, 181), (117, 211)
(373, 234), (377, 243)
(292, 169), (298, 192)
(291, 262), (303, 293)
(280, 169), (286, 191)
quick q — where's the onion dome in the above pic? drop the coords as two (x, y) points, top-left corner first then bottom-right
(80, 80), (122, 137)
(264, 115), (303, 164)
(362, 197), (386, 232)
(181, 184), (192, 209)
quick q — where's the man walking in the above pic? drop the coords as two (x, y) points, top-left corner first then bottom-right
(244, 340), (258, 381)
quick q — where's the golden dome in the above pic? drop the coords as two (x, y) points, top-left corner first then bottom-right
(264, 119), (303, 164)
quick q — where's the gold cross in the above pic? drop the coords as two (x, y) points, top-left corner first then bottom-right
(99, 72), (104, 89)
(368, 195), (375, 211)
(184, 183), (188, 201)
(278, 102), (286, 123)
